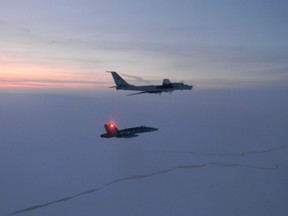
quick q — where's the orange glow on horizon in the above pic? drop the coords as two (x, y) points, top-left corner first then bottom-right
(0, 64), (110, 89)
(0, 81), (105, 89)
(0, 54), (111, 89)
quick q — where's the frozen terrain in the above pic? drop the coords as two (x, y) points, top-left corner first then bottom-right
(1, 87), (288, 216)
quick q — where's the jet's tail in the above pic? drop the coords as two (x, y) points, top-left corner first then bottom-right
(107, 71), (132, 89)
(104, 123), (119, 136)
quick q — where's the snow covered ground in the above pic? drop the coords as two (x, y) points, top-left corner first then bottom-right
(1, 87), (288, 216)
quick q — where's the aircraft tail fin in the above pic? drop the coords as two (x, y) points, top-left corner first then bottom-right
(104, 124), (119, 136)
(108, 71), (131, 88)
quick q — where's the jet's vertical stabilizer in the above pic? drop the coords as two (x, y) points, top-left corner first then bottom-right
(109, 71), (132, 89)
(104, 124), (119, 136)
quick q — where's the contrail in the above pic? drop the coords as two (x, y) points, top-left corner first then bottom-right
(8, 162), (280, 216)
(121, 74), (150, 83)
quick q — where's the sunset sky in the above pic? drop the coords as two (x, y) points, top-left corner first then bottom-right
(1, 0), (288, 90)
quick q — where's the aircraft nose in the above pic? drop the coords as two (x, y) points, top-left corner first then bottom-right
(151, 127), (159, 131)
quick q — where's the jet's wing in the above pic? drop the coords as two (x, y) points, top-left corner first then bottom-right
(127, 91), (149, 96)
(127, 91), (162, 96)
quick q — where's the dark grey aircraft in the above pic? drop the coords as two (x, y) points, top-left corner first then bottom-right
(107, 71), (193, 95)
(100, 123), (158, 138)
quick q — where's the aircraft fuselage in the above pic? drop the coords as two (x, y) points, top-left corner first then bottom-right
(100, 125), (158, 138)
(116, 83), (192, 92)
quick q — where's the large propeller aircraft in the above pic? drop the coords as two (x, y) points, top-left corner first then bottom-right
(107, 71), (193, 96)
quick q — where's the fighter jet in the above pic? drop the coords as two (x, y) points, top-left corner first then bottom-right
(100, 123), (158, 138)
(107, 71), (193, 95)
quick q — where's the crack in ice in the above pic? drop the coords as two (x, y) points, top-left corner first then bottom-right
(8, 162), (280, 216)
(147, 145), (288, 157)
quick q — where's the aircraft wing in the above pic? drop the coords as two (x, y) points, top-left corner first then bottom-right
(127, 91), (163, 96)
(127, 91), (150, 96)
